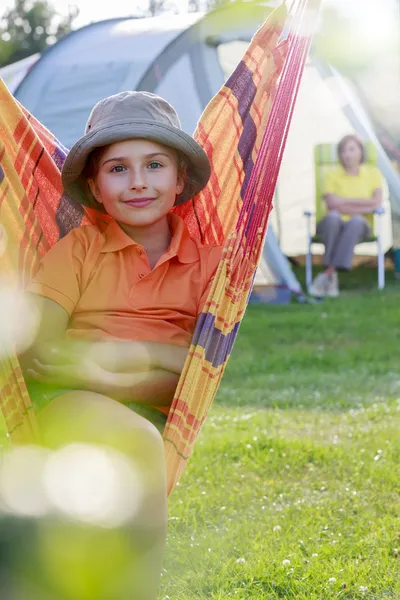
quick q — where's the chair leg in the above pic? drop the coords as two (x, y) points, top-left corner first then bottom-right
(377, 235), (385, 290)
(304, 213), (313, 293)
(306, 239), (313, 293)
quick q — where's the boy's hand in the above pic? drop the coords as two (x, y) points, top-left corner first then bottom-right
(27, 357), (179, 406)
(27, 356), (113, 390)
(35, 342), (89, 367)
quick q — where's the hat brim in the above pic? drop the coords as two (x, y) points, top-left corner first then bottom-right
(61, 118), (211, 207)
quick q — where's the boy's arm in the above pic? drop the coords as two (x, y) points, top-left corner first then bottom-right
(18, 295), (70, 376)
(21, 295), (188, 375)
(29, 358), (179, 406)
(84, 369), (179, 406)
(22, 296), (183, 405)
(89, 341), (189, 375)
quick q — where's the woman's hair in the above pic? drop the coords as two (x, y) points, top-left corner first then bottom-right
(337, 134), (365, 166)
(82, 145), (197, 206)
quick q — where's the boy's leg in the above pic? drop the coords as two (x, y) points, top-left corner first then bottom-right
(11, 391), (167, 600)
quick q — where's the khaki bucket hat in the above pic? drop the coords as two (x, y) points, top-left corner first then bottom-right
(61, 91), (211, 207)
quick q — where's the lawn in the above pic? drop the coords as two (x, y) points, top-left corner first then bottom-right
(160, 268), (400, 599)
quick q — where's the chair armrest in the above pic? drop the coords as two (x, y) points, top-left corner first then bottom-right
(374, 207), (385, 216)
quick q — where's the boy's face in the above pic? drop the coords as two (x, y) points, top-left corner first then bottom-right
(88, 139), (184, 228)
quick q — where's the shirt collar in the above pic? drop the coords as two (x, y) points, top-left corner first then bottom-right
(100, 213), (199, 264)
(339, 164), (365, 176)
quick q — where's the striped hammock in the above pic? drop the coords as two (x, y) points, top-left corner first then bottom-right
(0, 0), (319, 494)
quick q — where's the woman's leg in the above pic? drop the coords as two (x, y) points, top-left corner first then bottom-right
(330, 216), (371, 271)
(316, 211), (343, 270)
(311, 212), (343, 296)
(31, 391), (167, 600)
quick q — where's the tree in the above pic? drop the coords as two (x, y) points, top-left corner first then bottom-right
(314, 4), (396, 76)
(188, 0), (200, 11)
(148, 0), (165, 16)
(0, 0), (78, 67)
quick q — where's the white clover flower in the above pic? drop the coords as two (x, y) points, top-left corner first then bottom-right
(359, 586), (368, 593)
(282, 559), (291, 566)
(273, 525), (281, 532)
(328, 577), (337, 584)
(236, 558), (246, 564)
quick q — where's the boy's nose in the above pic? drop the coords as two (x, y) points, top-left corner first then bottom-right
(129, 169), (147, 189)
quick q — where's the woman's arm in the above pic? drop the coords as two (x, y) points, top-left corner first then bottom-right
(324, 193), (348, 212)
(324, 190), (382, 215)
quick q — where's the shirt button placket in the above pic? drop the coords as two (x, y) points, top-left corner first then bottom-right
(137, 247), (147, 281)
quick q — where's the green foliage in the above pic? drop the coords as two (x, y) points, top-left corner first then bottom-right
(314, 5), (396, 76)
(0, 0), (78, 68)
(162, 269), (400, 598)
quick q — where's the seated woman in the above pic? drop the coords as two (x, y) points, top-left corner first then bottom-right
(310, 134), (384, 297)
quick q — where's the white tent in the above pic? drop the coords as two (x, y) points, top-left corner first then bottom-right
(14, 7), (276, 147)
(14, 3), (303, 302)
(13, 2), (398, 297)
(274, 60), (394, 258)
(219, 48), (396, 258)
(0, 53), (40, 93)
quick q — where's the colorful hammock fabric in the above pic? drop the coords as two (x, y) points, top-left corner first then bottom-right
(0, 0), (319, 493)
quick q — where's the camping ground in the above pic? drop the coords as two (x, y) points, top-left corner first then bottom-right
(161, 268), (400, 599)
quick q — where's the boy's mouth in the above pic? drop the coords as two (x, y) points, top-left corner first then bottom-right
(124, 198), (156, 208)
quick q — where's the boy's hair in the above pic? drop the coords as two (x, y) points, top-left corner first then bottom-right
(62, 92), (211, 208)
(337, 134), (365, 166)
(82, 145), (197, 206)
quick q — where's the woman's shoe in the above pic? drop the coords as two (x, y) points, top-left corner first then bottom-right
(325, 272), (339, 297)
(309, 272), (329, 297)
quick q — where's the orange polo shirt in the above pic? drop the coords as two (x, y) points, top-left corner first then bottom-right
(28, 214), (222, 413)
(28, 214), (222, 345)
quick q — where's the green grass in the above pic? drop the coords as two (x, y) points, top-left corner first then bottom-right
(160, 268), (400, 599)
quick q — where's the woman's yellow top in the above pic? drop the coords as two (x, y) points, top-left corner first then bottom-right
(322, 164), (383, 225)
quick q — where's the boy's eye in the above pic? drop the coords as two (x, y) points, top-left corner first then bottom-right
(111, 165), (126, 173)
(148, 161), (162, 169)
